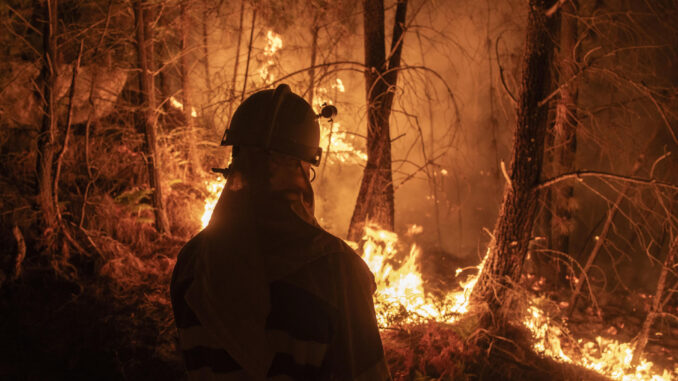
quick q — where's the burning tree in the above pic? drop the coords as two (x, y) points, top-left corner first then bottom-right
(470, 0), (556, 325)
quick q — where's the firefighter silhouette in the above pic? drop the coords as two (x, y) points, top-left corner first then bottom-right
(171, 84), (391, 380)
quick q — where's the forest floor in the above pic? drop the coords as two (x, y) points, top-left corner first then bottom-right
(2, 234), (676, 380)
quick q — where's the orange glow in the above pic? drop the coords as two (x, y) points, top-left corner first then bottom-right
(313, 80), (368, 164)
(523, 301), (674, 380)
(258, 30), (283, 83)
(354, 223), (485, 325)
(357, 224), (674, 380)
(200, 180), (225, 228)
(318, 122), (368, 164)
(197, 192), (674, 380)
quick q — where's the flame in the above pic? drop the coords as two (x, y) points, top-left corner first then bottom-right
(200, 180), (225, 228)
(407, 224), (424, 236)
(264, 30), (283, 55)
(169, 96), (183, 109)
(169, 96), (197, 117)
(523, 301), (675, 380)
(259, 30), (283, 82)
(332, 78), (345, 93)
(358, 224), (674, 380)
(318, 122), (368, 164)
(196, 188), (675, 379)
(313, 80), (368, 164)
(357, 223), (484, 325)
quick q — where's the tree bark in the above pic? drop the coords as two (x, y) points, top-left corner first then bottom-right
(241, 8), (256, 100)
(347, 0), (407, 241)
(308, 12), (319, 107)
(36, 0), (59, 240)
(180, 0), (201, 175)
(202, 0), (212, 106)
(551, 0), (578, 256)
(200, 1), (214, 132)
(229, 0), (244, 117)
(471, 0), (555, 324)
(135, 0), (170, 234)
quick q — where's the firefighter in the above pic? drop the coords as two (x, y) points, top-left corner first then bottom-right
(170, 84), (391, 380)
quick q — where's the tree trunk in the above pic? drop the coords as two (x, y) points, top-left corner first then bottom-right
(229, 0), (244, 117)
(347, 0), (407, 241)
(241, 8), (256, 100)
(135, 0), (170, 234)
(202, 0), (212, 106)
(36, 0), (59, 240)
(551, 0), (578, 257)
(201, 0), (214, 131)
(307, 13), (319, 107)
(180, 0), (201, 175)
(471, 0), (555, 324)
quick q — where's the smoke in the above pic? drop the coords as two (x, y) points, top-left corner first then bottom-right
(190, 0), (529, 258)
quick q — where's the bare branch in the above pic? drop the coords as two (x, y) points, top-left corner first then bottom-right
(500, 160), (513, 191)
(394, 153), (446, 190)
(496, 32), (517, 104)
(537, 170), (678, 192)
(545, 0), (569, 18)
(11, 225), (26, 280)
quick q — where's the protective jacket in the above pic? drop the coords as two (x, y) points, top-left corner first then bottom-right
(170, 151), (390, 380)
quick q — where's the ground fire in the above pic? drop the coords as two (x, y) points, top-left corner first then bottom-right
(1, 0), (677, 380)
(198, 186), (674, 380)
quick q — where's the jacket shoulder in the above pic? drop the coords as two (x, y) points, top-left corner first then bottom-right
(311, 231), (376, 292)
(171, 232), (207, 293)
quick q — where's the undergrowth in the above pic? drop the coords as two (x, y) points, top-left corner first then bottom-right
(0, 102), (620, 380)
